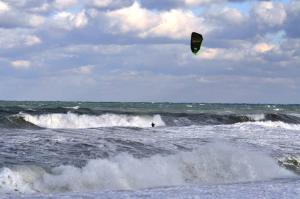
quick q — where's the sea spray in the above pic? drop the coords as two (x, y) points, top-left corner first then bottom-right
(235, 121), (300, 131)
(0, 143), (294, 194)
(21, 113), (165, 129)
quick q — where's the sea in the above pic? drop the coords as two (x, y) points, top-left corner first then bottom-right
(0, 101), (299, 198)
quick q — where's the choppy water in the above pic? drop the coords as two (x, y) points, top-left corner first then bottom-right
(0, 101), (300, 198)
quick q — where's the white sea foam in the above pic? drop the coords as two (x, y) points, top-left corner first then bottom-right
(0, 166), (45, 194)
(0, 143), (294, 194)
(21, 113), (165, 129)
(246, 114), (265, 121)
(242, 121), (300, 131)
(64, 106), (80, 110)
(289, 113), (300, 118)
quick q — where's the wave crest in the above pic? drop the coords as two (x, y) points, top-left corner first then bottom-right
(236, 121), (300, 131)
(0, 111), (300, 129)
(0, 143), (294, 194)
(21, 112), (165, 129)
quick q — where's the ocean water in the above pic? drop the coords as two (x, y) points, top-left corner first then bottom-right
(0, 101), (300, 198)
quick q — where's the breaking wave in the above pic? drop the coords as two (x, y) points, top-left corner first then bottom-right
(20, 113), (165, 129)
(0, 143), (294, 194)
(236, 121), (300, 131)
(0, 109), (300, 129)
(246, 114), (265, 121)
(279, 155), (300, 174)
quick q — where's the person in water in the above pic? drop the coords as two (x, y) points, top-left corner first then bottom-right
(151, 122), (155, 127)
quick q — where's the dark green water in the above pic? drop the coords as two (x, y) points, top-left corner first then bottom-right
(1, 101), (300, 114)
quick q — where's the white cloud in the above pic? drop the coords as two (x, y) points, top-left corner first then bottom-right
(64, 44), (128, 55)
(89, 0), (113, 8)
(2, 0), (27, 8)
(53, 0), (77, 10)
(200, 48), (219, 60)
(0, 29), (17, 48)
(198, 47), (247, 61)
(184, 0), (223, 6)
(148, 9), (206, 39)
(252, 2), (287, 26)
(0, 29), (42, 48)
(254, 43), (275, 53)
(52, 12), (73, 29)
(194, 39), (284, 62)
(73, 65), (95, 74)
(74, 10), (88, 28)
(11, 60), (31, 69)
(106, 2), (212, 39)
(287, 1), (300, 14)
(24, 35), (42, 46)
(0, 9), (45, 28)
(86, 0), (131, 9)
(0, 0), (299, 103)
(28, 15), (45, 27)
(107, 2), (156, 33)
(52, 10), (88, 30)
(0, 1), (10, 13)
(218, 7), (245, 24)
(29, 3), (51, 13)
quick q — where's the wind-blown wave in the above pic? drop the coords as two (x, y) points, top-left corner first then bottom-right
(234, 121), (300, 131)
(0, 105), (300, 129)
(0, 143), (294, 194)
(21, 112), (165, 129)
(255, 121), (300, 130)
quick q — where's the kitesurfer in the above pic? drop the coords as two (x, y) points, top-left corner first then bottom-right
(151, 122), (155, 127)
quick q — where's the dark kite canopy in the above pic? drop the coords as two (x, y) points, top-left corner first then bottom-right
(191, 32), (203, 55)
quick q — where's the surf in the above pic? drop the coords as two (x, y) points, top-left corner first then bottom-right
(0, 143), (294, 194)
(20, 112), (165, 129)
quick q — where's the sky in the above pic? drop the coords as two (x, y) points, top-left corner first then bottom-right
(0, 0), (300, 103)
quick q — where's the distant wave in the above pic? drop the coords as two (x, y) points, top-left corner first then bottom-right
(234, 121), (300, 131)
(63, 106), (80, 110)
(0, 143), (294, 194)
(20, 112), (165, 129)
(254, 121), (300, 130)
(246, 114), (265, 121)
(0, 107), (300, 129)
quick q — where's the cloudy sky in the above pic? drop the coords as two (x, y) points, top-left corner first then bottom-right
(0, 0), (299, 103)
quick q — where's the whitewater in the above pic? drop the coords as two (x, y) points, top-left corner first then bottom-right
(0, 101), (300, 198)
